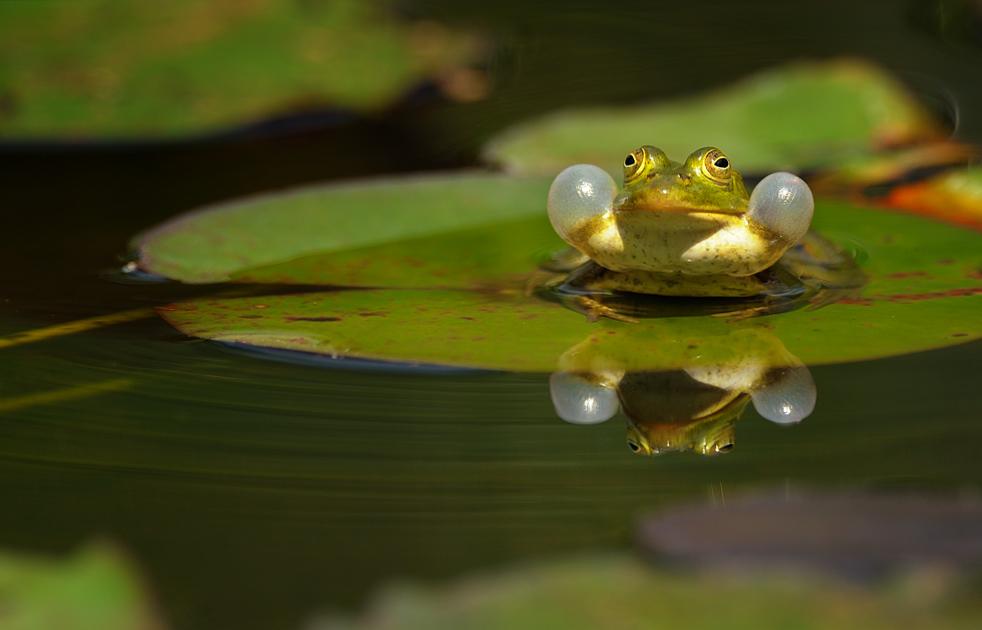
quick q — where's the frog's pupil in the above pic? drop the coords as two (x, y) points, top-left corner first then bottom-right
(714, 157), (729, 169)
(625, 155), (636, 167)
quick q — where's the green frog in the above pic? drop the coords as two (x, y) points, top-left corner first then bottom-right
(541, 145), (864, 321)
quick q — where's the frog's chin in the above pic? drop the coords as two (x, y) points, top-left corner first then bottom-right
(587, 210), (779, 276)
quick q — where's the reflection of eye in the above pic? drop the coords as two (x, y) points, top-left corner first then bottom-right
(703, 148), (731, 184)
(717, 443), (734, 453)
(623, 148), (647, 184)
(628, 440), (640, 452)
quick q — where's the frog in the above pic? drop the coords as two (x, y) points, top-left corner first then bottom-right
(538, 145), (865, 321)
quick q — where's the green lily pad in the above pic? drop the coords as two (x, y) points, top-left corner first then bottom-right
(0, 0), (483, 139)
(309, 553), (982, 630)
(0, 543), (165, 630)
(482, 59), (945, 178)
(134, 172), (553, 284)
(147, 173), (982, 371)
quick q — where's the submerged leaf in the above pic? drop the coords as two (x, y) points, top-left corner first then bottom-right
(483, 59), (945, 177)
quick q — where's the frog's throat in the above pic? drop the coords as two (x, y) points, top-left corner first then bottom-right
(570, 210), (786, 277)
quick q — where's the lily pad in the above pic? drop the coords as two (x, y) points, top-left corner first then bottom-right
(883, 165), (982, 231)
(308, 553), (982, 630)
(638, 491), (982, 578)
(482, 59), (946, 178)
(0, 0), (484, 139)
(145, 170), (982, 371)
(0, 542), (165, 630)
(133, 172), (553, 284)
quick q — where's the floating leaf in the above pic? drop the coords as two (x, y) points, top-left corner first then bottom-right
(0, 0), (484, 139)
(134, 173), (553, 284)
(0, 543), (166, 630)
(637, 491), (982, 577)
(483, 59), (945, 178)
(142, 168), (982, 371)
(883, 165), (982, 231)
(307, 553), (982, 630)
(807, 143), (978, 196)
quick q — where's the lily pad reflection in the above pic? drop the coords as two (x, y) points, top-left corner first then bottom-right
(550, 328), (815, 456)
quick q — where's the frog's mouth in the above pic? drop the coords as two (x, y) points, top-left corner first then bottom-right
(613, 206), (746, 232)
(615, 201), (747, 217)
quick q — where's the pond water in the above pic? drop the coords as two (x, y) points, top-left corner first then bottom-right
(2, 1), (982, 628)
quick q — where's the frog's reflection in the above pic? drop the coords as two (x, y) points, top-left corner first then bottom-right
(549, 330), (815, 456)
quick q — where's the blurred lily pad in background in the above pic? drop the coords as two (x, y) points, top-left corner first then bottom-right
(0, 0), (486, 139)
(884, 165), (982, 231)
(638, 492), (982, 577)
(483, 59), (949, 177)
(306, 552), (982, 630)
(0, 543), (165, 630)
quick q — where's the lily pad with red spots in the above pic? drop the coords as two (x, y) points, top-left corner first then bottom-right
(140, 170), (982, 371)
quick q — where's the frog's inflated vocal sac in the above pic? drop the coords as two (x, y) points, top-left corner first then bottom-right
(543, 146), (862, 321)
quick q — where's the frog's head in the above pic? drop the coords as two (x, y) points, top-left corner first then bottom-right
(626, 423), (735, 457)
(617, 145), (749, 214)
(547, 146), (814, 276)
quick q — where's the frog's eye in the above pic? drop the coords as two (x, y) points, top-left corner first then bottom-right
(623, 148), (648, 185)
(702, 149), (732, 184)
(626, 427), (656, 456)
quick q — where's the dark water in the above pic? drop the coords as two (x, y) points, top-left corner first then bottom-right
(2, 1), (982, 629)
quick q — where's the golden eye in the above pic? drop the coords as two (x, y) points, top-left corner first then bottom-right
(623, 147), (647, 185)
(702, 148), (731, 184)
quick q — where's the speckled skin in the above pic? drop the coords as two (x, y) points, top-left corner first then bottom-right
(571, 146), (791, 277)
(545, 146), (829, 305)
(573, 209), (784, 279)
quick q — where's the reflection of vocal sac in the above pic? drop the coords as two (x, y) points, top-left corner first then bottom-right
(550, 362), (816, 457)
